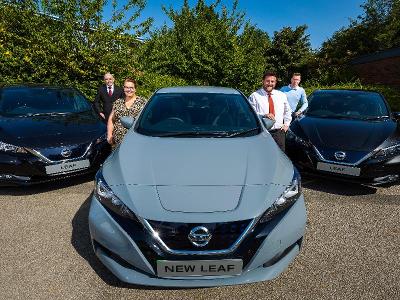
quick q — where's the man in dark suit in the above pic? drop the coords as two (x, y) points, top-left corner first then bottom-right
(93, 72), (124, 122)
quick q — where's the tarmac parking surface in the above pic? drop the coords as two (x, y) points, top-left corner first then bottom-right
(0, 175), (399, 300)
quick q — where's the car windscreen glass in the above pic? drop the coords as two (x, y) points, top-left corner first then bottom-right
(0, 87), (92, 116)
(306, 91), (389, 119)
(136, 92), (260, 137)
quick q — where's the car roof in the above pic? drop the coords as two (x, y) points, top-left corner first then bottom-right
(313, 89), (381, 95)
(0, 83), (73, 90)
(156, 86), (241, 95)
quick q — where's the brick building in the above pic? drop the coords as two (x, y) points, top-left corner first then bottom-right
(350, 47), (400, 88)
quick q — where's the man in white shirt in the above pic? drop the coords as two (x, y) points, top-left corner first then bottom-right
(280, 73), (308, 118)
(248, 71), (292, 151)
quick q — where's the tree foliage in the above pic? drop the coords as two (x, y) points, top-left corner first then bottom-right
(234, 24), (271, 93)
(0, 0), (152, 98)
(139, 0), (271, 95)
(2, 0), (397, 100)
(311, 0), (400, 85)
(320, 0), (400, 63)
(266, 25), (312, 83)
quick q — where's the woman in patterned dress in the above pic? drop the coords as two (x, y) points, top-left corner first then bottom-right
(107, 78), (147, 146)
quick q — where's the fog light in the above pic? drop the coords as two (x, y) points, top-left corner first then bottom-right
(373, 174), (399, 184)
(263, 243), (298, 268)
(0, 174), (31, 181)
(0, 174), (13, 179)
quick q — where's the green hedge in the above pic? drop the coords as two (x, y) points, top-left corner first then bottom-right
(135, 72), (189, 99)
(3, 73), (399, 113)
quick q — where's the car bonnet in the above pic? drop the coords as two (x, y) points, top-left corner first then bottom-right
(101, 132), (293, 221)
(299, 116), (396, 152)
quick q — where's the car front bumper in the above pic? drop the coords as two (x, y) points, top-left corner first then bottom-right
(88, 194), (307, 287)
(286, 141), (400, 185)
(0, 142), (110, 186)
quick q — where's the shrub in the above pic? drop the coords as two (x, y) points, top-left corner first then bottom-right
(135, 72), (189, 99)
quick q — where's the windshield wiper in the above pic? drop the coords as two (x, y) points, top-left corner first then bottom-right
(227, 127), (259, 137)
(361, 116), (389, 121)
(24, 112), (70, 117)
(307, 114), (362, 120)
(306, 114), (336, 118)
(334, 115), (364, 120)
(157, 131), (230, 137)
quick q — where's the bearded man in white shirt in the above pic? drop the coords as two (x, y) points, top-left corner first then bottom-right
(248, 71), (292, 151)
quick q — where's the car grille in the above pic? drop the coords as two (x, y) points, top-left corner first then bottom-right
(146, 219), (251, 251)
(315, 147), (371, 164)
(36, 143), (91, 161)
(104, 204), (294, 270)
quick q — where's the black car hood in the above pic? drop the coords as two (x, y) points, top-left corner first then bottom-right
(297, 116), (397, 152)
(0, 112), (105, 148)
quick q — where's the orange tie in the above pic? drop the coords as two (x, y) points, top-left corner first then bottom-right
(267, 93), (275, 116)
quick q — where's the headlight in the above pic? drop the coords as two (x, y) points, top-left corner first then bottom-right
(286, 129), (310, 148)
(372, 143), (400, 159)
(94, 170), (138, 221)
(0, 141), (28, 154)
(259, 168), (302, 224)
(95, 133), (107, 145)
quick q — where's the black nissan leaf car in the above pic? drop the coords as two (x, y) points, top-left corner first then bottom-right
(0, 84), (111, 186)
(286, 89), (400, 185)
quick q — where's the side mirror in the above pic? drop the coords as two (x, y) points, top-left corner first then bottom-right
(261, 117), (275, 130)
(120, 116), (135, 129)
(392, 112), (400, 121)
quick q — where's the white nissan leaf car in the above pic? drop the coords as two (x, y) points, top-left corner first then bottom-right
(89, 86), (307, 287)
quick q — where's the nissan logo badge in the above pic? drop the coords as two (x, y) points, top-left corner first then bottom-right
(61, 148), (72, 158)
(188, 226), (212, 247)
(334, 151), (346, 161)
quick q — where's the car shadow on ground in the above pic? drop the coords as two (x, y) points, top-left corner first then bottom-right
(0, 173), (94, 196)
(71, 195), (181, 290)
(70, 194), (131, 288)
(301, 175), (378, 196)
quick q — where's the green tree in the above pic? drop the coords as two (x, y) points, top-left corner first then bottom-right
(371, 0), (400, 47)
(265, 25), (313, 83)
(140, 0), (272, 95)
(320, 0), (400, 63)
(312, 0), (400, 85)
(233, 24), (271, 93)
(0, 0), (152, 98)
(141, 0), (244, 85)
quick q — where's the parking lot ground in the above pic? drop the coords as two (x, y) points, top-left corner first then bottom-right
(0, 175), (399, 300)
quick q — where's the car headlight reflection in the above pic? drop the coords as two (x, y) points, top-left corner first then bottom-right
(372, 143), (400, 159)
(94, 171), (138, 221)
(0, 141), (28, 154)
(95, 133), (107, 145)
(259, 168), (302, 224)
(286, 129), (310, 148)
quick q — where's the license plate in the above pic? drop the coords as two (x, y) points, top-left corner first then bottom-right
(45, 159), (90, 175)
(157, 259), (243, 277)
(317, 162), (361, 176)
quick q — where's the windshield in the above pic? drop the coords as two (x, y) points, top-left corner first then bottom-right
(136, 92), (260, 137)
(0, 87), (92, 117)
(306, 91), (389, 120)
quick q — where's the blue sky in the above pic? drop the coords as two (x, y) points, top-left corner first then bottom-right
(115, 0), (366, 49)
